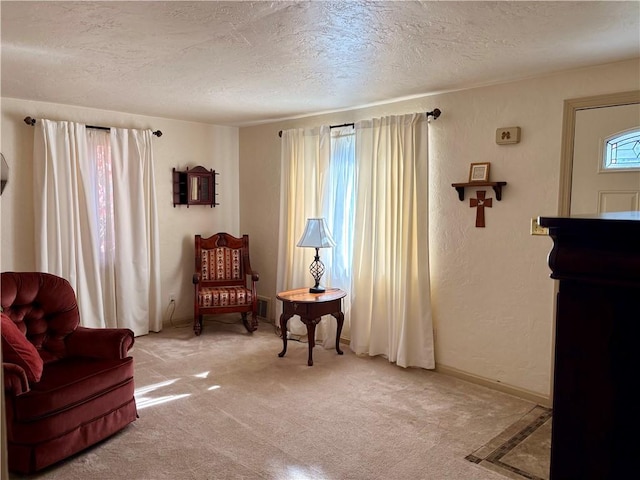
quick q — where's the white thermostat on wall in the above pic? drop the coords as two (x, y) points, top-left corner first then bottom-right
(496, 127), (521, 145)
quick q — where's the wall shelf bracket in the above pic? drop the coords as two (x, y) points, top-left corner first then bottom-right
(451, 181), (507, 201)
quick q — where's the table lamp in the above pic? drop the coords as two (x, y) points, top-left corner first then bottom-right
(296, 218), (336, 293)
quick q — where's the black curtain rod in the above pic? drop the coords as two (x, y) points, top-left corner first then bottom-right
(87, 125), (111, 132)
(277, 108), (441, 137)
(24, 117), (163, 137)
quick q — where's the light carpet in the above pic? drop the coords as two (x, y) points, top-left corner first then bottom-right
(11, 319), (546, 480)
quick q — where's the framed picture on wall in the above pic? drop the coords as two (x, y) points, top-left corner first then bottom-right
(469, 162), (491, 182)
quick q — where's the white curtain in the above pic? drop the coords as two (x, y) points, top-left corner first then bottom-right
(276, 126), (339, 346)
(33, 121), (106, 325)
(350, 113), (435, 368)
(109, 128), (161, 334)
(33, 120), (161, 335)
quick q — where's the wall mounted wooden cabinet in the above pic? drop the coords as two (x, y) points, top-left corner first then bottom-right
(173, 166), (218, 207)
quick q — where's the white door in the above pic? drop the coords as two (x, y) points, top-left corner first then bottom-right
(571, 103), (640, 215)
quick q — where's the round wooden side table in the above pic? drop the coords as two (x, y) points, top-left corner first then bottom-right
(276, 287), (346, 366)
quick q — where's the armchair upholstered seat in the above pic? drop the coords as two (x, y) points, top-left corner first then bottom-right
(1, 272), (137, 474)
(193, 233), (259, 335)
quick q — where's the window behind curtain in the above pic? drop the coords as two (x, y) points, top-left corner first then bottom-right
(324, 126), (355, 299)
(86, 129), (115, 264)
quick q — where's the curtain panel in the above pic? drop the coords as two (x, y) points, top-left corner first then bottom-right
(350, 113), (435, 369)
(109, 128), (162, 334)
(32, 120), (161, 335)
(33, 121), (106, 325)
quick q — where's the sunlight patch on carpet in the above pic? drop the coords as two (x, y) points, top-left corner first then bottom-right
(135, 378), (192, 410)
(134, 378), (179, 394)
(136, 393), (191, 410)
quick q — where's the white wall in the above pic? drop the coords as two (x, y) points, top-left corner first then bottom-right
(239, 59), (640, 401)
(0, 97), (240, 325)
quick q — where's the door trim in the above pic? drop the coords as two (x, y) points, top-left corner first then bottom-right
(558, 90), (640, 215)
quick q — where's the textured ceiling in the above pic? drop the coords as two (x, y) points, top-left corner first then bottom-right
(1, 1), (639, 126)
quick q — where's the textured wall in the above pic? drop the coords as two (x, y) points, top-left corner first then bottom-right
(0, 98), (240, 325)
(239, 59), (640, 400)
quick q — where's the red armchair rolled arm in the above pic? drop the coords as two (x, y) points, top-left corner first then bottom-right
(66, 326), (135, 359)
(2, 362), (30, 396)
(1, 272), (138, 474)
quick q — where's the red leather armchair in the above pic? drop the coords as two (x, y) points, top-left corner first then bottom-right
(1, 272), (137, 474)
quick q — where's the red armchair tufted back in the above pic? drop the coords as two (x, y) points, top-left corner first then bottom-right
(1, 272), (80, 363)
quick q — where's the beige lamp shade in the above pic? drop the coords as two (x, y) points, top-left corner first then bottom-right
(296, 218), (336, 249)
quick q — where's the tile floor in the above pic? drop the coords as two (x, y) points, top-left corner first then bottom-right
(466, 405), (552, 480)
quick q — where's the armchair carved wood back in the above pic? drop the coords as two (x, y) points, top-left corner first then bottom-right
(193, 233), (259, 336)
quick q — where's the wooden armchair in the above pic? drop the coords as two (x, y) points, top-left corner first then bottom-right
(192, 233), (259, 336)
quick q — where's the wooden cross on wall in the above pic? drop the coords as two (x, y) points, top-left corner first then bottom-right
(470, 190), (492, 227)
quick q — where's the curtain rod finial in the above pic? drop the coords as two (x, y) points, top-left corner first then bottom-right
(426, 108), (441, 120)
(153, 130), (162, 137)
(24, 116), (36, 126)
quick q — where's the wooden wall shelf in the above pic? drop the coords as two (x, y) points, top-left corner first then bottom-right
(451, 181), (507, 201)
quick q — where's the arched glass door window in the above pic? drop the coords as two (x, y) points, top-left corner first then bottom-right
(603, 129), (640, 170)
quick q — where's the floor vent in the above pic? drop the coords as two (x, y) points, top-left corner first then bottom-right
(257, 296), (271, 320)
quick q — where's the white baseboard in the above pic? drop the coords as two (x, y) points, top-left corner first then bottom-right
(435, 363), (551, 407)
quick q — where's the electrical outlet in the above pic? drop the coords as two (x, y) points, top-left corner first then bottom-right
(530, 217), (549, 236)
(169, 293), (176, 303)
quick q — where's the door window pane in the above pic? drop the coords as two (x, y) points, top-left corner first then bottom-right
(603, 129), (640, 170)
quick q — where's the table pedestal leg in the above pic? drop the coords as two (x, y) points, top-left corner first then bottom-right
(305, 319), (318, 366)
(278, 313), (293, 358)
(332, 311), (344, 355)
